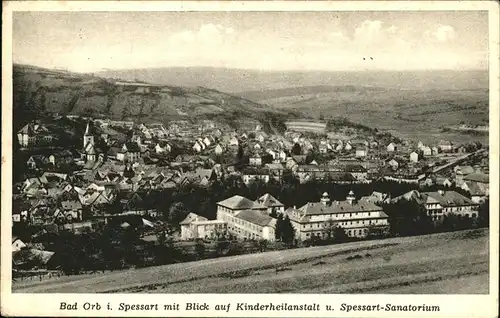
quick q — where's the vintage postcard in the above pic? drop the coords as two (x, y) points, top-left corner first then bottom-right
(1, 1), (498, 317)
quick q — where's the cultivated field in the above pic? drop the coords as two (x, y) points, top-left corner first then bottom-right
(285, 121), (327, 133)
(13, 229), (489, 294)
(253, 87), (489, 145)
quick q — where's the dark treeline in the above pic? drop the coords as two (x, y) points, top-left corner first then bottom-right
(130, 173), (472, 224)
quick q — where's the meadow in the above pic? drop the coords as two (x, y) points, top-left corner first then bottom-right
(13, 228), (489, 294)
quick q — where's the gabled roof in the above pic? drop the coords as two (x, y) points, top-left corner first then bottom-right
(179, 212), (208, 225)
(256, 193), (284, 208)
(298, 198), (383, 216)
(19, 123), (35, 135)
(61, 200), (82, 210)
(217, 195), (265, 210)
(425, 191), (474, 207)
(234, 209), (275, 227)
(463, 172), (488, 183)
(266, 163), (285, 170)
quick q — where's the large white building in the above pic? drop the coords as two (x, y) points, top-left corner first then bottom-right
(284, 191), (389, 240)
(180, 213), (227, 240)
(391, 190), (480, 221)
(216, 195), (276, 241)
(255, 193), (285, 215)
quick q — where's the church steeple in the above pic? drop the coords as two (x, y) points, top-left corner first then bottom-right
(83, 121), (96, 161)
(84, 122), (91, 136)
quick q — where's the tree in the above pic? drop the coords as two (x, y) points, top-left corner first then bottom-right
(275, 214), (284, 240)
(194, 239), (206, 260)
(281, 215), (295, 244)
(478, 199), (489, 228)
(382, 199), (434, 237)
(291, 143), (302, 155)
(322, 219), (348, 243)
(167, 202), (189, 226)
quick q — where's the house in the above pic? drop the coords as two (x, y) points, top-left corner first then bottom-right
(117, 142), (142, 162)
(192, 140), (205, 153)
(461, 173), (489, 203)
(284, 191), (389, 240)
(249, 153), (263, 166)
(345, 164), (368, 181)
(217, 195), (267, 216)
(278, 150), (287, 162)
(256, 132), (268, 143)
(387, 143), (397, 152)
(228, 210), (276, 241)
(439, 141), (453, 153)
(344, 142), (352, 151)
(265, 163), (285, 180)
(409, 151), (419, 163)
(180, 213), (227, 240)
(187, 168), (217, 186)
(266, 149), (277, 160)
(54, 200), (83, 223)
(392, 190), (479, 221)
(421, 146), (432, 157)
(26, 155), (47, 170)
(255, 193), (285, 215)
(12, 237), (27, 252)
(355, 147), (367, 158)
(203, 136), (213, 147)
(17, 123), (35, 147)
(242, 171), (270, 185)
(155, 142), (171, 154)
(388, 159), (399, 170)
(431, 147), (439, 156)
(229, 136), (239, 147)
(319, 143), (329, 154)
(457, 145), (468, 153)
(214, 144), (224, 155)
(216, 196), (276, 241)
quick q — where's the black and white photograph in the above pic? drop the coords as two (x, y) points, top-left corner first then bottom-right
(1, 2), (498, 314)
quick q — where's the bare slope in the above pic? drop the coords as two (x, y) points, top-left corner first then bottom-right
(12, 64), (286, 131)
(13, 229), (489, 294)
(98, 67), (489, 93)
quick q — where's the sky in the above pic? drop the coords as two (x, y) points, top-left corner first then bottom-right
(13, 11), (489, 73)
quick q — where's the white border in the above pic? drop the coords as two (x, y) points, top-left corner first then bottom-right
(1, 2), (499, 317)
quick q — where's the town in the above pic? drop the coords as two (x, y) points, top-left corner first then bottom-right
(12, 110), (489, 279)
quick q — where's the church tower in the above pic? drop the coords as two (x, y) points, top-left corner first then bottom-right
(83, 122), (94, 149)
(83, 122), (96, 162)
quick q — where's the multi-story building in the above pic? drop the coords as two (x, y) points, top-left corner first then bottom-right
(180, 213), (228, 240)
(216, 195), (276, 241)
(255, 193), (285, 215)
(392, 190), (480, 221)
(284, 191), (389, 240)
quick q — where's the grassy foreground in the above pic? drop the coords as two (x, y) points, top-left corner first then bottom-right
(13, 229), (489, 294)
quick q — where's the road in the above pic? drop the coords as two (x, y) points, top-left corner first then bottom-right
(430, 148), (487, 175)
